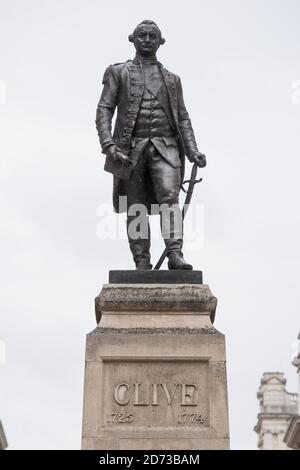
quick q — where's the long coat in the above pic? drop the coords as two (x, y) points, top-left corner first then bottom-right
(96, 58), (199, 213)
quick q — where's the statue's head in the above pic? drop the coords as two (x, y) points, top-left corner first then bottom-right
(129, 20), (165, 56)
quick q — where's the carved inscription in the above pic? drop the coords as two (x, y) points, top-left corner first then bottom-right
(102, 360), (209, 427)
(113, 383), (199, 406)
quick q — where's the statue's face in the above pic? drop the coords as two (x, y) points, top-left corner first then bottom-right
(133, 24), (161, 56)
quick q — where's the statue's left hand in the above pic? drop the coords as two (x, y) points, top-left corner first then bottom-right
(191, 152), (207, 168)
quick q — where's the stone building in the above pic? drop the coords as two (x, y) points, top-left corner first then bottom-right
(254, 333), (300, 450)
(284, 333), (300, 449)
(0, 420), (7, 450)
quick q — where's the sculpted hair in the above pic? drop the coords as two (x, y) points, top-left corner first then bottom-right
(128, 20), (166, 45)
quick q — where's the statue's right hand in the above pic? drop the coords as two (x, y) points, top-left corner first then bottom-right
(105, 144), (117, 160)
(115, 151), (132, 167)
(105, 144), (131, 167)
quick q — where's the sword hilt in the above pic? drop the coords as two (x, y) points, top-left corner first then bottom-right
(181, 177), (202, 193)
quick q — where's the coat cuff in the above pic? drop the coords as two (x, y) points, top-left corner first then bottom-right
(101, 141), (116, 154)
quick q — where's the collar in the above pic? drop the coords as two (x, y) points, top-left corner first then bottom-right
(133, 54), (160, 66)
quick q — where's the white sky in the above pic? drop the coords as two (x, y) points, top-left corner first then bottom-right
(0, 0), (300, 449)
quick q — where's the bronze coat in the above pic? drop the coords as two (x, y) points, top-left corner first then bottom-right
(96, 59), (199, 212)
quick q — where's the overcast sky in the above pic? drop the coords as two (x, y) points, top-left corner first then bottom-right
(1, 0), (300, 450)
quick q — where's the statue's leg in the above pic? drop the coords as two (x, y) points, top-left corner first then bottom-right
(148, 146), (192, 270)
(126, 216), (151, 270)
(122, 152), (152, 270)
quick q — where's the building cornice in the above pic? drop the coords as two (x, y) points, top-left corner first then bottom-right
(254, 413), (296, 433)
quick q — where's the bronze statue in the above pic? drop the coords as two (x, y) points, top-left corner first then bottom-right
(96, 20), (206, 270)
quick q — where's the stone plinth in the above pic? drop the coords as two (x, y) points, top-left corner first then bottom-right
(81, 272), (230, 450)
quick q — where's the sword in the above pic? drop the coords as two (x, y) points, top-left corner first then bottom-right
(154, 162), (202, 270)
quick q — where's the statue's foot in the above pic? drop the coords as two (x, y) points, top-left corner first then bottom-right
(135, 260), (152, 270)
(168, 253), (193, 270)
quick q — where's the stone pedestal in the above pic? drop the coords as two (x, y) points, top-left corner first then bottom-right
(81, 271), (230, 450)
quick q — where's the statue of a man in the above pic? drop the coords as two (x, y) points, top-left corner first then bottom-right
(96, 20), (206, 270)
